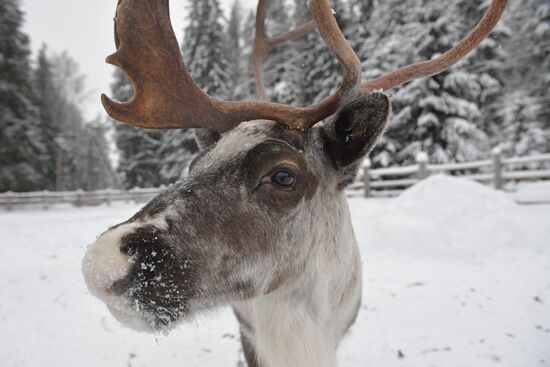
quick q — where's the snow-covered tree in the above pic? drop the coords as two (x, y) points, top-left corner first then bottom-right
(347, 0), (375, 49)
(46, 52), (115, 191)
(182, 0), (230, 97)
(263, 2), (300, 105)
(238, 10), (259, 100)
(111, 69), (166, 188)
(226, 0), (243, 100)
(496, 91), (547, 157)
(497, 0), (549, 153)
(294, 0), (353, 104)
(83, 117), (119, 191)
(291, 0), (322, 106)
(33, 45), (59, 190)
(456, 0), (510, 138)
(0, 0), (48, 192)
(526, 1), (549, 133)
(365, 0), (493, 166)
(156, 129), (199, 182)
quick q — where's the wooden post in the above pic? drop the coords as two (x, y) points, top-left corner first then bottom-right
(87, 138), (97, 192)
(416, 151), (429, 179)
(55, 147), (64, 191)
(75, 189), (84, 207)
(6, 191), (13, 212)
(363, 160), (371, 198)
(105, 189), (112, 206)
(41, 191), (50, 210)
(492, 147), (503, 190)
(132, 187), (139, 204)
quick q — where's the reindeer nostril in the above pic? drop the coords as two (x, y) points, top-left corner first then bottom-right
(120, 244), (136, 256)
(109, 276), (131, 295)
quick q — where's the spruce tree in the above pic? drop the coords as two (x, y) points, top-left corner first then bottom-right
(44, 51), (87, 191)
(292, 0), (322, 106)
(238, 10), (259, 100)
(457, 0), (510, 135)
(296, 0), (352, 104)
(33, 45), (58, 190)
(263, 2), (299, 105)
(111, 69), (166, 188)
(0, 0), (47, 192)
(497, 91), (547, 156)
(528, 0), (549, 133)
(182, 0), (229, 97)
(46, 51), (115, 191)
(366, 0), (491, 166)
(345, 0), (376, 75)
(497, 0), (549, 154)
(85, 117), (120, 190)
(226, 0), (243, 100)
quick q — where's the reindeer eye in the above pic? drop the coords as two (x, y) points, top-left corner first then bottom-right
(271, 170), (296, 187)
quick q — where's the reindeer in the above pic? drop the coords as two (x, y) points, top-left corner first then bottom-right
(81, 1), (507, 366)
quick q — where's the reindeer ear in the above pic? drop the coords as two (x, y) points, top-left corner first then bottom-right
(194, 129), (222, 151)
(322, 92), (390, 187)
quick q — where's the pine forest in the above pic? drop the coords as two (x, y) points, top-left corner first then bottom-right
(0, 0), (548, 191)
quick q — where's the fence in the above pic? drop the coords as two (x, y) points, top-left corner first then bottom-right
(0, 187), (164, 211)
(1, 151), (550, 210)
(359, 149), (550, 198)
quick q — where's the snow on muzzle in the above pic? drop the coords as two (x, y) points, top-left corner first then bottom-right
(82, 221), (198, 332)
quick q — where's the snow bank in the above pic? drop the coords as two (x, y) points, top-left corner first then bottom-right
(354, 175), (549, 259)
(512, 181), (550, 204)
(395, 174), (516, 213)
(1, 181), (549, 367)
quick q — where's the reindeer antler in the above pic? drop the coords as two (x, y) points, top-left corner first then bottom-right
(102, 0), (509, 132)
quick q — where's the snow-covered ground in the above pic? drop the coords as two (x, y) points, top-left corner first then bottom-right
(1, 176), (549, 367)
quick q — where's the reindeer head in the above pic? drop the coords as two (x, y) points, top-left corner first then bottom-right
(82, 0), (507, 331)
(82, 93), (390, 331)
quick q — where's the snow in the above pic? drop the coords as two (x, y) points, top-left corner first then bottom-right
(396, 174), (516, 212)
(512, 181), (550, 204)
(1, 177), (549, 366)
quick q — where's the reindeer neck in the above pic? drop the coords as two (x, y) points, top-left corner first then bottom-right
(235, 194), (361, 367)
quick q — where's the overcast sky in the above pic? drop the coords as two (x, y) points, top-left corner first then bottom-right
(21, 0), (258, 120)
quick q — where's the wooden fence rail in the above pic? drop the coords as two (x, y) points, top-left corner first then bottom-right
(0, 187), (165, 211)
(361, 150), (550, 198)
(1, 151), (550, 210)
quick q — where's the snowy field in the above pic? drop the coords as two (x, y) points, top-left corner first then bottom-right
(1, 176), (549, 367)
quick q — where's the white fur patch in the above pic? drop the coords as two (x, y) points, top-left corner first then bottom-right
(81, 223), (139, 298)
(142, 209), (175, 231)
(209, 120), (273, 161)
(82, 216), (183, 333)
(254, 299), (337, 367)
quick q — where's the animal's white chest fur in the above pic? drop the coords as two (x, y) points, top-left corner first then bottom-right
(234, 196), (362, 367)
(252, 298), (338, 367)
